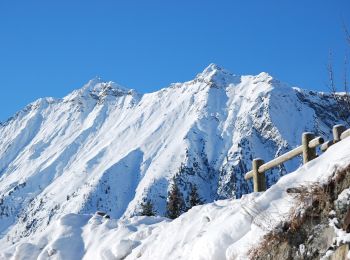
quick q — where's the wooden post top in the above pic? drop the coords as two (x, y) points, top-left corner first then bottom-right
(333, 124), (346, 142)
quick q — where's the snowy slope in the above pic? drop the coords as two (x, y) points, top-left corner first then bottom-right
(2, 131), (350, 260)
(0, 64), (346, 246)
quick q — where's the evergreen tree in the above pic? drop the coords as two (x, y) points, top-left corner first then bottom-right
(166, 179), (184, 219)
(140, 199), (155, 216)
(189, 184), (202, 208)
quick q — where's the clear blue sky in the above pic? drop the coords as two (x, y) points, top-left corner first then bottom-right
(0, 0), (349, 122)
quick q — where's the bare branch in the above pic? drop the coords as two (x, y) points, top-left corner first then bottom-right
(343, 21), (350, 46)
(344, 55), (350, 121)
(344, 55), (349, 95)
(327, 50), (337, 95)
(327, 49), (350, 126)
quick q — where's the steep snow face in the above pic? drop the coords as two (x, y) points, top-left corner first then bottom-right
(0, 64), (345, 245)
(2, 132), (350, 260)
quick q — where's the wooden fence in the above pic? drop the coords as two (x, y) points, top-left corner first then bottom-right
(244, 124), (350, 192)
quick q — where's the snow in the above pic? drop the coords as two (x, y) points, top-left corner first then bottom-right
(1, 134), (350, 259)
(0, 64), (347, 257)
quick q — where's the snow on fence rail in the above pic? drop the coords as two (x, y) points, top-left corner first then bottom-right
(245, 124), (350, 192)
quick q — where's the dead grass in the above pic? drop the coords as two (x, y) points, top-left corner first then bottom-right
(247, 165), (350, 259)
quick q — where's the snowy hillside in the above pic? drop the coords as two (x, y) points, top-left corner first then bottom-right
(0, 64), (346, 247)
(2, 130), (350, 259)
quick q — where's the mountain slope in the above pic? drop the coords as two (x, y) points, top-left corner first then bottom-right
(0, 64), (346, 245)
(2, 131), (350, 259)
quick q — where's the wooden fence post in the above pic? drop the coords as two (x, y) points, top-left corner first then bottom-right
(333, 124), (346, 142)
(252, 158), (266, 192)
(302, 132), (316, 164)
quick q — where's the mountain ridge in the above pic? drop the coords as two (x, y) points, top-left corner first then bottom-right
(0, 63), (285, 126)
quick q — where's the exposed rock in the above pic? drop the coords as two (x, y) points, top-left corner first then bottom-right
(330, 244), (349, 260)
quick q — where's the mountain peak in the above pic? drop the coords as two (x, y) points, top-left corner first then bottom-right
(195, 63), (240, 86)
(65, 78), (137, 101)
(198, 63), (231, 79)
(254, 72), (273, 82)
(202, 63), (223, 74)
(82, 77), (131, 93)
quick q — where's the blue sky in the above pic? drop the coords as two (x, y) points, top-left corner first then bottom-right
(0, 0), (349, 121)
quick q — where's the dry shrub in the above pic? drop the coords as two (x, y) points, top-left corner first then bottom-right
(248, 231), (288, 259)
(247, 165), (350, 259)
(288, 183), (332, 228)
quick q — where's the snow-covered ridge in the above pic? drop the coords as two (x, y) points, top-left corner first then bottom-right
(0, 64), (346, 251)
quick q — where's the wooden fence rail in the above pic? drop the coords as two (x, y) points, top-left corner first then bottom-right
(245, 124), (349, 192)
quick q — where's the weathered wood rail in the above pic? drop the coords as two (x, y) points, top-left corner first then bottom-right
(245, 124), (350, 192)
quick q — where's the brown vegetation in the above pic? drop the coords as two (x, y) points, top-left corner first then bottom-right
(248, 165), (350, 260)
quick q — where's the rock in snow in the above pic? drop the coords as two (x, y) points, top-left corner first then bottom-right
(0, 64), (348, 259)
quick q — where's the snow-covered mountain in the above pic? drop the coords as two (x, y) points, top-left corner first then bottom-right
(0, 64), (345, 246)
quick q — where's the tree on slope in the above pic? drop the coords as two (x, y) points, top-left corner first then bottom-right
(140, 199), (155, 216)
(188, 184), (203, 209)
(166, 178), (185, 219)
